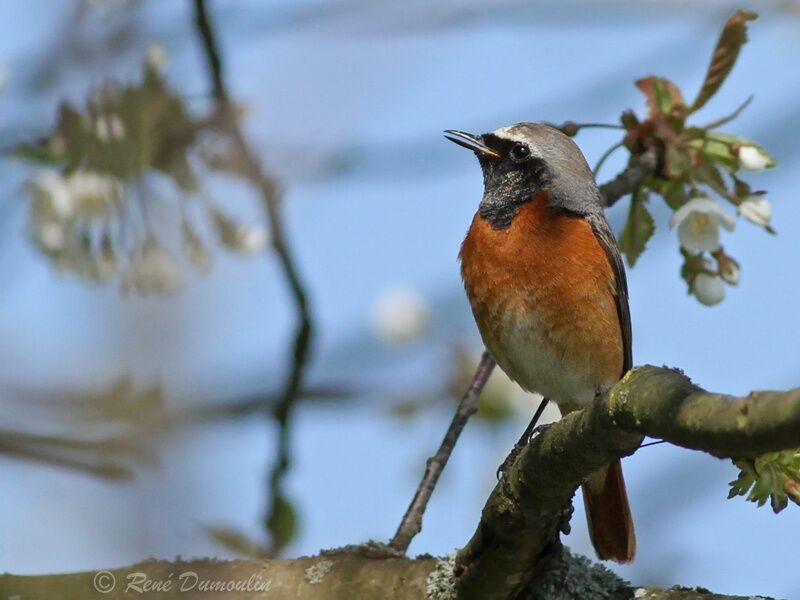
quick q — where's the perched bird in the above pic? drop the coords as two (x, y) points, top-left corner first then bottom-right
(447, 123), (636, 563)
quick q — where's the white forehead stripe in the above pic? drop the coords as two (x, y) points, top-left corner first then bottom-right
(491, 125), (519, 139)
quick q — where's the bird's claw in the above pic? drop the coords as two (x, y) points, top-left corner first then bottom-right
(496, 422), (553, 480)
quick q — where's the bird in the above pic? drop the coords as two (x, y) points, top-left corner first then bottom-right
(446, 122), (636, 563)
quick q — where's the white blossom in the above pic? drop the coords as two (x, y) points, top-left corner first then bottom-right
(31, 171), (73, 218)
(146, 44), (169, 73)
(693, 273), (725, 306)
(738, 193), (772, 228)
(737, 145), (771, 171)
(67, 171), (120, 216)
(36, 222), (67, 251)
(670, 196), (735, 254)
(95, 114), (126, 142)
(236, 225), (267, 254)
(372, 286), (431, 344)
(121, 238), (184, 295)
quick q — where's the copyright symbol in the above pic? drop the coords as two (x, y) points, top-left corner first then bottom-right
(93, 570), (116, 593)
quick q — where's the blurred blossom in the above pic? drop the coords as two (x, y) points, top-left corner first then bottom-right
(372, 286), (431, 344)
(30, 171), (74, 219)
(738, 193), (772, 228)
(34, 170), (120, 217)
(121, 237), (184, 296)
(36, 222), (67, 252)
(94, 114), (126, 142)
(212, 211), (268, 255)
(737, 145), (772, 171)
(182, 224), (212, 273)
(693, 273), (726, 306)
(670, 196), (735, 254)
(145, 44), (169, 73)
(236, 226), (268, 254)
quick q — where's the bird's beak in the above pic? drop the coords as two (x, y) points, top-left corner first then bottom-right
(443, 130), (500, 158)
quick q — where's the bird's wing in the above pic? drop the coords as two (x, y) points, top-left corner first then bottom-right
(586, 212), (633, 374)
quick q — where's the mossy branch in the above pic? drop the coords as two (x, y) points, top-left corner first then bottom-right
(0, 554), (779, 600)
(454, 365), (800, 599)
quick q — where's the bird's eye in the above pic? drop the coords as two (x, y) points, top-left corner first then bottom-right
(509, 143), (531, 162)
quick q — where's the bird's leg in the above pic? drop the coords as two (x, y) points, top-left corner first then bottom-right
(497, 397), (550, 479)
(389, 352), (496, 554)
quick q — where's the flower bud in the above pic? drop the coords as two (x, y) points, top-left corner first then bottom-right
(692, 273), (725, 306)
(738, 193), (772, 228)
(737, 145), (771, 171)
(146, 44), (169, 73)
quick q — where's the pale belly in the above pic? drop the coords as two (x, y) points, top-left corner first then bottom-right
(476, 303), (616, 408)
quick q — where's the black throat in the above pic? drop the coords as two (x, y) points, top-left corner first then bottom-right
(477, 137), (550, 229)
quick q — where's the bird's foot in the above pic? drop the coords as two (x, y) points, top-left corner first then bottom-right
(496, 422), (552, 480)
(558, 496), (575, 535)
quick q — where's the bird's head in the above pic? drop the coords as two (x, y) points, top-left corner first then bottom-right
(445, 123), (603, 228)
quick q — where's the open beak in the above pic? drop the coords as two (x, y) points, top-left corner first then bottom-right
(443, 130), (500, 158)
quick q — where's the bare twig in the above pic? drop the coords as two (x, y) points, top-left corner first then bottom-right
(598, 147), (659, 206)
(192, 0), (314, 555)
(547, 121), (625, 136)
(389, 351), (496, 553)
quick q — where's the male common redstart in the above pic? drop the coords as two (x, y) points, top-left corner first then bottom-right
(446, 123), (635, 563)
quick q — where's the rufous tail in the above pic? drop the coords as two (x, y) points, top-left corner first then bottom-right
(582, 459), (636, 563)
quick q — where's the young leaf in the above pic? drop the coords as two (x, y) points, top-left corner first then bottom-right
(689, 10), (758, 113)
(618, 187), (655, 267)
(636, 76), (687, 118)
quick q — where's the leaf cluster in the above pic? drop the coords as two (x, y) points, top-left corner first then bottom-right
(729, 450), (800, 513)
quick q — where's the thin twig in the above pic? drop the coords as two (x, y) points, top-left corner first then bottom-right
(193, 0), (226, 102)
(389, 352), (496, 553)
(192, 0), (314, 556)
(598, 148), (659, 206)
(547, 121), (625, 137)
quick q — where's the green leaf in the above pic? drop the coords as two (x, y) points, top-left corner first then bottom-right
(646, 177), (688, 211)
(690, 10), (758, 113)
(693, 154), (729, 196)
(9, 141), (61, 165)
(636, 76), (687, 118)
(205, 524), (265, 558)
(729, 450), (800, 513)
(266, 492), (299, 553)
(618, 187), (655, 267)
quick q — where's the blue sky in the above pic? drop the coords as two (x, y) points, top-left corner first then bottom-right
(1, 1), (799, 597)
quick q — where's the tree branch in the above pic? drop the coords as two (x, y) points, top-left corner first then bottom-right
(0, 554), (776, 600)
(454, 365), (800, 599)
(599, 148), (659, 207)
(191, 0), (314, 555)
(3, 369), (793, 599)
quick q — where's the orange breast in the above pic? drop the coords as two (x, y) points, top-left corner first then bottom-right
(459, 193), (623, 407)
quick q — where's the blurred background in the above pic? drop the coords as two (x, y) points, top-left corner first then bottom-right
(0, 0), (798, 597)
